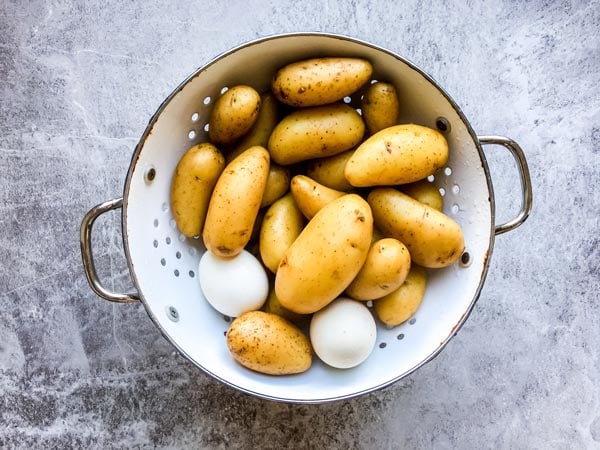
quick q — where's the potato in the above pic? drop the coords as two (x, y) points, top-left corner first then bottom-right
(275, 194), (373, 314)
(290, 175), (345, 220)
(227, 311), (312, 375)
(263, 286), (309, 325)
(170, 143), (225, 237)
(208, 85), (261, 145)
(260, 164), (291, 208)
(401, 179), (443, 211)
(345, 238), (411, 301)
(259, 193), (305, 273)
(203, 146), (270, 257)
(306, 149), (355, 191)
(227, 92), (280, 163)
(272, 57), (373, 107)
(368, 188), (464, 268)
(374, 265), (427, 327)
(268, 104), (365, 165)
(361, 82), (400, 135)
(345, 124), (448, 186)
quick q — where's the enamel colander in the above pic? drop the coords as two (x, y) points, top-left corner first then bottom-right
(80, 33), (532, 403)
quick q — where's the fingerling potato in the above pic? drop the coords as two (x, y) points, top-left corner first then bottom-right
(374, 265), (427, 327)
(209, 85), (261, 145)
(361, 82), (400, 135)
(290, 175), (345, 220)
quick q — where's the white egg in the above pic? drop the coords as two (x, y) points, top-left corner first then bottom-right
(310, 297), (377, 369)
(198, 249), (268, 317)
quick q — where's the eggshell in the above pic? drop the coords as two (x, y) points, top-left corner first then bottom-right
(198, 249), (268, 317)
(309, 297), (377, 369)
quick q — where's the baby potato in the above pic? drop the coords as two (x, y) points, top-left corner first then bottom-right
(368, 188), (464, 268)
(227, 92), (280, 163)
(170, 143), (225, 237)
(227, 311), (312, 375)
(290, 175), (345, 220)
(374, 265), (427, 327)
(259, 193), (305, 273)
(268, 103), (365, 165)
(208, 85), (261, 145)
(361, 82), (400, 135)
(263, 286), (309, 325)
(345, 124), (448, 186)
(272, 57), (373, 107)
(261, 164), (291, 208)
(401, 179), (443, 211)
(345, 238), (411, 301)
(275, 194), (373, 314)
(306, 149), (355, 192)
(203, 146), (270, 257)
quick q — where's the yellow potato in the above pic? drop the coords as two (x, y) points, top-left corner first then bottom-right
(203, 146), (270, 257)
(170, 143), (225, 237)
(290, 175), (345, 220)
(272, 57), (373, 107)
(374, 265), (427, 327)
(259, 193), (305, 273)
(345, 124), (448, 186)
(306, 149), (355, 192)
(226, 311), (312, 375)
(208, 85), (261, 145)
(401, 179), (443, 211)
(362, 82), (400, 135)
(368, 188), (464, 268)
(275, 194), (373, 314)
(268, 104), (365, 165)
(263, 286), (309, 325)
(226, 92), (280, 163)
(260, 164), (291, 208)
(345, 238), (411, 301)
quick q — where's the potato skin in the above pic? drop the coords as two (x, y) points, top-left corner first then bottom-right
(362, 82), (400, 135)
(275, 194), (373, 314)
(368, 188), (464, 268)
(345, 238), (411, 301)
(226, 311), (312, 375)
(401, 179), (443, 211)
(263, 286), (309, 325)
(272, 57), (373, 107)
(290, 175), (345, 220)
(260, 164), (291, 208)
(306, 149), (355, 192)
(209, 85), (261, 145)
(203, 146), (270, 257)
(374, 265), (427, 327)
(170, 143), (225, 237)
(227, 92), (279, 163)
(345, 124), (448, 186)
(259, 193), (305, 273)
(268, 104), (365, 165)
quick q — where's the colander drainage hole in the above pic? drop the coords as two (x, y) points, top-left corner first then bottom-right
(451, 204), (459, 214)
(161, 202), (169, 212)
(160, 258), (166, 266)
(435, 117), (451, 133)
(176, 251), (181, 259)
(166, 306), (179, 322)
(174, 269), (180, 277)
(379, 342), (387, 349)
(204, 96), (211, 105)
(343, 96), (351, 103)
(397, 333), (405, 340)
(452, 184), (460, 195)
(409, 317), (416, 325)
(444, 167), (452, 176)
(439, 187), (446, 196)
(191, 112), (199, 122)
(223, 315), (231, 323)
(189, 270), (195, 278)
(460, 251), (472, 267)
(166, 237), (171, 245)
(153, 239), (158, 248)
(427, 175), (435, 182)
(203, 123), (209, 132)
(153, 219), (159, 228)
(144, 166), (156, 183)
(188, 130), (197, 140)
(220, 87), (228, 94)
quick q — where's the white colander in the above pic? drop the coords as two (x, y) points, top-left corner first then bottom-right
(80, 33), (532, 403)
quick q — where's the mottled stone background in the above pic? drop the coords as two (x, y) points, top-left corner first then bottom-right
(1, 0), (599, 448)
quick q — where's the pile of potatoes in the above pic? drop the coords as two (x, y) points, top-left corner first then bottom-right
(170, 57), (465, 376)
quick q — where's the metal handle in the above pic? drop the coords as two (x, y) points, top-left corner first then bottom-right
(478, 136), (533, 235)
(80, 197), (140, 303)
